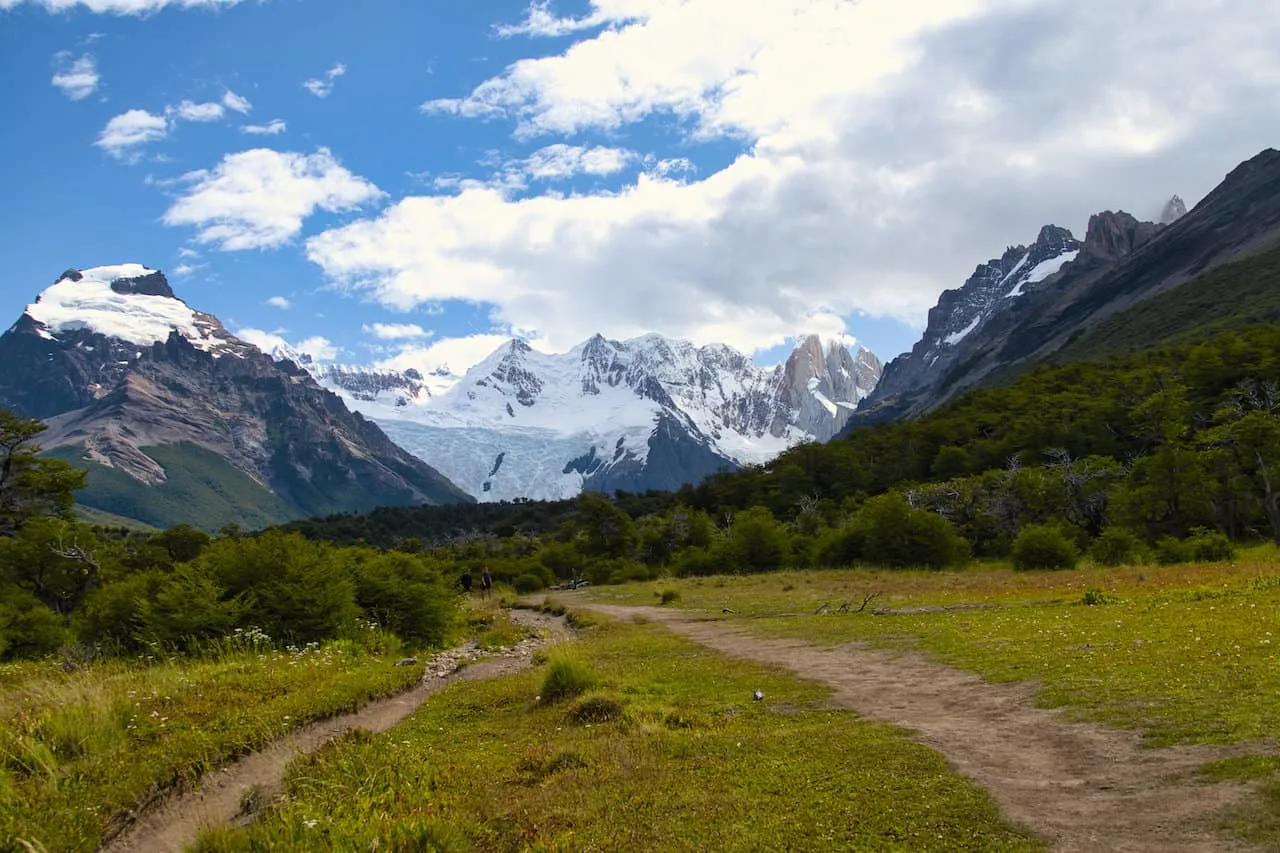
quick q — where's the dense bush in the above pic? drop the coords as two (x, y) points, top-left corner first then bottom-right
(1011, 523), (1080, 570)
(0, 585), (69, 659)
(352, 551), (455, 647)
(841, 495), (970, 570)
(1155, 528), (1236, 564)
(1088, 528), (1145, 567)
(513, 573), (544, 593)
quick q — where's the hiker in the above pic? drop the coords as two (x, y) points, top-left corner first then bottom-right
(460, 568), (473, 594)
(481, 567), (493, 598)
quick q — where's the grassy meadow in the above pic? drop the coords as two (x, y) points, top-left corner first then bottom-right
(192, 617), (1041, 852)
(5, 551), (1280, 851)
(586, 547), (1280, 746)
(0, 633), (422, 853)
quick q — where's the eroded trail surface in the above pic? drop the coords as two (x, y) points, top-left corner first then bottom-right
(101, 609), (569, 853)
(585, 603), (1265, 853)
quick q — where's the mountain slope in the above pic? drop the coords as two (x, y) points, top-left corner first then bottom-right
(0, 265), (472, 530)
(859, 148), (1280, 422)
(311, 333), (882, 501)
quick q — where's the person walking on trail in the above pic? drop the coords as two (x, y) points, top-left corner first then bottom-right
(460, 568), (473, 594)
(481, 567), (493, 598)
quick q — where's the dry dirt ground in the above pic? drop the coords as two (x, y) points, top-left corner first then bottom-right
(99, 609), (569, 853)
(582, 602), (1270, 853)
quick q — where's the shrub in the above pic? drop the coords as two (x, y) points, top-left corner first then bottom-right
(722, 507), (790, 573)
(1011, 523), (1080, 570)
(568, 692), (626, 724)
(657, 588), (680, 605)
(1089, 528), (1145, 567)
(1080, 588), (1118, 606)
(540, 655), (597, 703)
(513, 573), (544, 593)
(671, 546), (727, 577)
(1154, 535), (1192, 565)
(817, 524), (866, 567)
(849, 495), (970, 570)
(0, 586), (69, 660)
(1187, 527), (1235, 562)
(352, 552), (456, 647)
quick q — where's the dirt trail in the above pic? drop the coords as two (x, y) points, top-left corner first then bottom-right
(100, 609), (569, 853)
(584, 602), (1268, 853)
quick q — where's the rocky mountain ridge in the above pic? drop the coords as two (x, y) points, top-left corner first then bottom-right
(859, 148), (1280, 422)
(0, 266), (472, 529)
(303, 331), (883, 501)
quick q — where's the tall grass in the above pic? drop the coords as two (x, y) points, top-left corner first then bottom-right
(0, 634), (421, 852)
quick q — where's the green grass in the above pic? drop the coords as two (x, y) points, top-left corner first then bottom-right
(583, 555), (1280, 748)
(73, 504), (160, 532)
(0, 641), (421, 852)
(45, 442), (297, 533)
(194, 620), (1041, 852)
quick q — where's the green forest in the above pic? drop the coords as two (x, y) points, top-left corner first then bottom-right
(8, 310), (1280, 662)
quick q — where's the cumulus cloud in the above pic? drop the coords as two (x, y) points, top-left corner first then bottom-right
(0, 0), (242, 11)
(95, 109), (169, 159)
(235, 327), (338, 361)
(51, 53), (100, 100)
(303, 63), (346, 98)
(363, 322), (431, 340)
(241, 119), (287, 135)
(265, 295), (291, 309)
(320, 0), (1280, 356)
(162, 147), (385, 250)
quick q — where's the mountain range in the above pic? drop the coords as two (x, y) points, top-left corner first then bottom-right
(4, 148), (1280, 530)
(300, 332), (882, 502)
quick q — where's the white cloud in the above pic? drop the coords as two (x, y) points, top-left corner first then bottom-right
(171, 99), (225, 122)
(323, 0), (1280, 356)
(374, 333), (516, 381)
(516, 143), (634, 180)
(0, 0), (242, 11)
(236, 327), (339, 361)
(303, 63), (346, 98)
(241, 119), (287, 135)
(363, 322), (431, 340)
(95, 109), (169, 159)
(222, 90), (252, 114)
(265, 296), (291, 309)
(495, 0), (617, 38)
(172, 263), (198, 276)
(51, 53), (99, 100)
(162, 147), (385, 250)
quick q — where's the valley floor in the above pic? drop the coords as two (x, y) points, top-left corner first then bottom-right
(581, 602), (1264, 852)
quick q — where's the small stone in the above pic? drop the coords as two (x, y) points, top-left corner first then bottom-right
(753, 690), (764, 701)
(394, 657), (419, 667)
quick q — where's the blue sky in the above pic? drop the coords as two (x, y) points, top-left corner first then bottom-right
(4, 0), (1280, 376)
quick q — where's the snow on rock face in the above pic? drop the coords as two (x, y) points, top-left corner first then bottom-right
(868, 224), (1081, 405)
(24, 265), (234, 355)
(310, 331), (883, 501)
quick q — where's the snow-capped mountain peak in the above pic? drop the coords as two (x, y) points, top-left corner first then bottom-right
(323, 331), (882, 502)
(21, 265), (248, 357)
